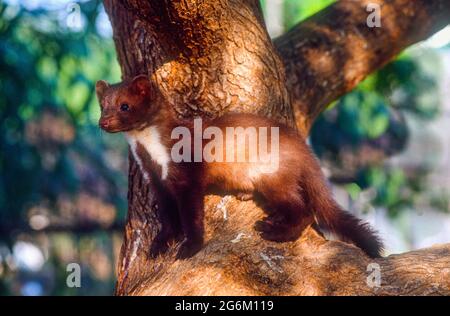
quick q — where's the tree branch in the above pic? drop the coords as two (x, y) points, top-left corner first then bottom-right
(275, 0), (450, 134)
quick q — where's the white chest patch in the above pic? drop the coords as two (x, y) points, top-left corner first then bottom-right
(126, 126), (170, 180)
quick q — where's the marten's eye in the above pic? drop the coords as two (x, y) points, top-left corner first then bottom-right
(120, 103), (130, 112)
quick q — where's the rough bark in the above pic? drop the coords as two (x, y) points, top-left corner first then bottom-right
(103, 0), (450, 296)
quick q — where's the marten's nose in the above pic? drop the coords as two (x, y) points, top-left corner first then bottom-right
(99, 118), (110, 129)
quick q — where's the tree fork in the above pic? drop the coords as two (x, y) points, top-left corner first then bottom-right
(103, 0), (450, 295)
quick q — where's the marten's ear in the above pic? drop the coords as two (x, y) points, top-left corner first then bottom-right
(131, 75), (151, 96)
(95, 80), (110, 100)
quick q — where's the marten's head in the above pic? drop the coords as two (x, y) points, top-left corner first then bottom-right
(96, 75), (161, 133)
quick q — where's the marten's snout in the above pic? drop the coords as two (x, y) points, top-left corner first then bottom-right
(99, 116), (116, 131)
(99, 115), (124, 133)
(99, 117), (110, 130)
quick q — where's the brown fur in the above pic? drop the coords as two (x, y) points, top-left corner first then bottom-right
(96, 75), (383, 259)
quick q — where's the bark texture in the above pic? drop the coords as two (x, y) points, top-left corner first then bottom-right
(103, 0), (450, 296)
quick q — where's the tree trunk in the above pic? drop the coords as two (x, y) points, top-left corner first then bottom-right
(103, 0), (450, 296)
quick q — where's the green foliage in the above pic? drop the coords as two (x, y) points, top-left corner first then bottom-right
(338, 90), (390, 140)
(0, 1), (124, 295)
(375, 54), (441, 119)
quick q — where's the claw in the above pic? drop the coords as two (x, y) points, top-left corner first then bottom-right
(236, 192), (254, 201)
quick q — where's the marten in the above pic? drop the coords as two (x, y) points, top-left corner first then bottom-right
(96, 75), (383, 259)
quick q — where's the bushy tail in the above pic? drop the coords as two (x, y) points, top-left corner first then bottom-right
(304, 172), (384, 258)
(320, 205), (384, 258)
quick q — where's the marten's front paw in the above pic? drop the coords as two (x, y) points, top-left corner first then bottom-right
(176, 238), (203, 259)
(254, 218), (300, 242)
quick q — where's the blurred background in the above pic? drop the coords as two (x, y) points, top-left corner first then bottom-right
(0, 0), (449, 295)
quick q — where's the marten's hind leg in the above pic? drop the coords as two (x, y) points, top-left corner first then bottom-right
(254, 184), (313, 242)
